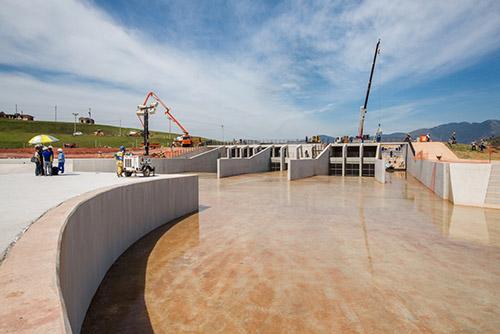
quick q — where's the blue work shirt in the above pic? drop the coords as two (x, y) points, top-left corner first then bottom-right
(58, 152), (65, 163)
(42, 150), (52, 162)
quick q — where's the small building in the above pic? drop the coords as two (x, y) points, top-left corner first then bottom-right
(19, 114), (34, 121)
(0, 112), (34, 121)
(79, 117), (95, 124)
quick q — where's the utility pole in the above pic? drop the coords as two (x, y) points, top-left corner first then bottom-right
(221, 124), (225, 143)
(72, 113), (79, 134)
(15, 104), (18, 114)
(136, 102), (157, 156)
(168, 118), (172, 145)
(88, 107), (92, 119)
(144, 109), (149, 155)
(358, 39), (381, 141)
(54, 105), (57, 122)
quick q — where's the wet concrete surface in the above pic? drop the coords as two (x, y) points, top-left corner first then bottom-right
(82, 172), (500, 333)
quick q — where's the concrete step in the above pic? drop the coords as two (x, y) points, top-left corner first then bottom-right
(485, 199), (500, 205)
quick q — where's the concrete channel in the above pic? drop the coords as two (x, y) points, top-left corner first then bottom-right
(1, 141), (499, 333)
(81, 172), (500, 333)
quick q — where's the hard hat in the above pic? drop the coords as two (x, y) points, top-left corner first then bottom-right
(48, 145), (53, 148)
(58, 148), (63, 152)
(42, 146), (47, 150)
(119, 145), (125, 151)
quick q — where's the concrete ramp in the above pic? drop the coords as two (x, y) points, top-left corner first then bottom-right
(412, 142), (459, 161)
(217, 146), (271, 178)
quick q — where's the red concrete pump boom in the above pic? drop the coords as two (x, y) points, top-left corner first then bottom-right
(137, 91), (193, 147)
(138, 91), (189, 135)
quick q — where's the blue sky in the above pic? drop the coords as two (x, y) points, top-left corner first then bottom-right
(1, 0), (499, 139)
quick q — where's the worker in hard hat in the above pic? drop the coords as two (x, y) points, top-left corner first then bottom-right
(375, 124), (383, 143)
(114, 145), (126, 177)
(57, 148), (65, 174)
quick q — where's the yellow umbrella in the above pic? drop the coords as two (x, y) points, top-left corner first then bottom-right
(28, 134), (60, 145)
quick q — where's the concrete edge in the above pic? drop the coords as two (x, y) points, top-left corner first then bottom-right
(0, 174), (199, 333)
(188, 147), (222, 159)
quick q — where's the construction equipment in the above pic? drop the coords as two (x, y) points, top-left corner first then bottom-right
(136, 92), (193, 156)
(123, 155), (155, 177)
(310, 135), (322, 143)
(357, 39), (381, 141)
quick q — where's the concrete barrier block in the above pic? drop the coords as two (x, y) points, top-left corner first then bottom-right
(217, 146), (271, 178)
(449, 163), (491, 206)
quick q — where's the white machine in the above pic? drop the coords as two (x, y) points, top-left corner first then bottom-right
(123, 155), (155, 177)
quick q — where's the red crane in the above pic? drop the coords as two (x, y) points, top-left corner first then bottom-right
(137, 91), (193, 147)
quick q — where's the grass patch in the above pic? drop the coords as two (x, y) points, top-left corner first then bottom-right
(0, 118), (203, 148)
(450, 143), (500, 160)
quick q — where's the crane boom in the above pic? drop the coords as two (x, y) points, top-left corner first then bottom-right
(136, 91), (194, 148)
(139, 91), (190, 135)
(357, 39), (381, 139)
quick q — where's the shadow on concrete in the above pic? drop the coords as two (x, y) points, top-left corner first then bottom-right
(81, 212), (200, 333)
(198, 204), (210, 212)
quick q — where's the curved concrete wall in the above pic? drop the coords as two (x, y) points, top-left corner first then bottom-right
(0, 175), (198, 333)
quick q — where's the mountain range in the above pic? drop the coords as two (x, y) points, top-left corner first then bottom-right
(382, 120), (499, 143)
(319, 120), (500, 144)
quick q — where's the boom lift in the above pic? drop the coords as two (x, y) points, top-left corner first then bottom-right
(357, 39), (381, 141)
(136, 91), (193, 155)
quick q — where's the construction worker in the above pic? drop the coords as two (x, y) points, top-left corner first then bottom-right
(375, 124), (383, 143)
(32, 145), (42, 176)
(114, 145), (126, 177)
(448, 131), (457, 146)
(42, 146), (52, 176)
(57, 148), (65, 174)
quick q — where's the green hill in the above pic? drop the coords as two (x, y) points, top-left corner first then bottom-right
(0, 118), (189, 148)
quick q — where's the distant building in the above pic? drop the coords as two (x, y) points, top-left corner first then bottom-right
(0, 112), (34, 121)
(79, 117), (95, 124)
(19, 114), (34, 121)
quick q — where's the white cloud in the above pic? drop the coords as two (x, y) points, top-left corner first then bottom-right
(0, 0), (499, 138)
(0, 0), (328, 139)
(248, 0), (500, 104)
